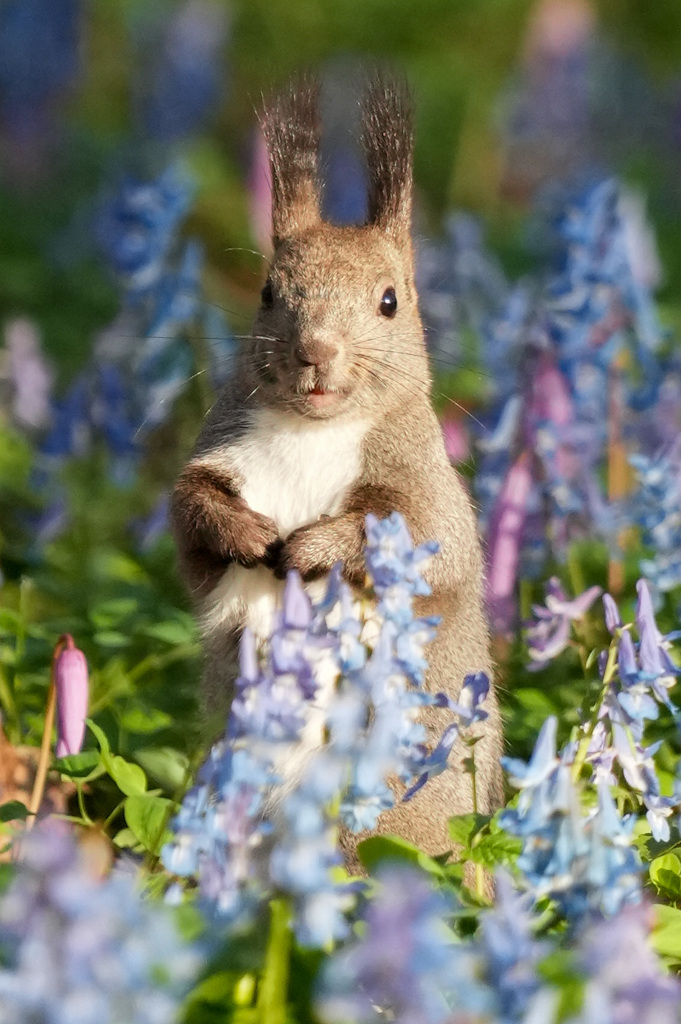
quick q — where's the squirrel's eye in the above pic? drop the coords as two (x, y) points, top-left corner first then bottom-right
(261, 281), (274, 308)
(379, 287), (397, 318)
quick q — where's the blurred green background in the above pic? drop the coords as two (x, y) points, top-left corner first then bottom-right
(5, 0), (681, 383)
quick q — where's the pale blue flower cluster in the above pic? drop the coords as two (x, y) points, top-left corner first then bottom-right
(629, 445), (681, 595)
(510, 577), (681, 916)
(501, 718), (642, 919)
(163, 513), (488, 947)
(0, 0), (80, 146)
(136, 0), (229, 145)
(448, 178), (675, 629)
(316, 861), (681, 1024)
(317, 866), (492, 1024)
(162, 572), (319, 925)
(0, 823), (200, 1024)
(35, 164), (235, 541)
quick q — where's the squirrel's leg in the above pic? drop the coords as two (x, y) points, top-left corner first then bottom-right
(171, 464), (279, 596)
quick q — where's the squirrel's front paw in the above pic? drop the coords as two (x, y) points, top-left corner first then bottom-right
(231, 505), (280, 568)
(274, 521), (332, 581)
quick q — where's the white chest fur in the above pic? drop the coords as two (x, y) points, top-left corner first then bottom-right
(230, 408), (369, 535)
(201, 409), (369, 641)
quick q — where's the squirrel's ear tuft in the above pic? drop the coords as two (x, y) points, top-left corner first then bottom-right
(260, 78), (322, 246)
(361, 74), (414, 245)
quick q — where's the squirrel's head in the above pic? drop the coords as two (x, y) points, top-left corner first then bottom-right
(249, 75), (430, 420)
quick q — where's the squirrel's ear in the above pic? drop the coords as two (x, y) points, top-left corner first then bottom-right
(260, 79), (322, 246)
(361, 75), (414, 246)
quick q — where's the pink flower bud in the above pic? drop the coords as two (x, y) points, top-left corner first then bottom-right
(54, 635), (89, 758)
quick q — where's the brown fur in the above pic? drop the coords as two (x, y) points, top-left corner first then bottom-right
(170, 74), (504, 865)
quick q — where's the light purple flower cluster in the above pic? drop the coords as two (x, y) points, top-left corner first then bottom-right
(524, 576), (602, 670)
(464, 179), (671, 632)
(574, 903), (681, 1024)
(163, 513), (488, 947)
(162, 571), (321, 924)
(0, 822), (201, 1023)
(316, 862), (681, 1024)
(501, 717), (642, 919)
(629, 444), (681, 596)
(317, 866), (492, 1024)
(34, 165), (235, 540)
(506, 577), (681, 918)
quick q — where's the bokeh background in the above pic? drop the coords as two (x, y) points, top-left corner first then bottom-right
(6, 6), (681, 1016)
(3, 0), (681, 762)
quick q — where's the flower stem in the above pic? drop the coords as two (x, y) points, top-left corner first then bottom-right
(75, 782), (93, 826)
(26, 636), (67, 829)
(27, 681), (56, 829)
(257, 898), (291, 1024)
(571, 637), (619, 783)
(468, 746), (485, 901)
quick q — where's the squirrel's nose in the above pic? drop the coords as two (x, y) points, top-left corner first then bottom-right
(294, 338), (340, 367)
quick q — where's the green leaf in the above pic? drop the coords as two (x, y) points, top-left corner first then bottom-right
(134, 747), (190, 792)
(87, 719), (111, 758)
(650, 853), (681, 899)
(93, 631), (131, 649)
(89, 598), (138, 629)
(0, 800), (28, 822)
(124, 794), (175, 853)
(0, 609), (21, 632)
(53, 750), (100, 778)
(652, 905), (681, 961)
(537, 950), (585, 1020)
(113, 827), (142, 850)
(467, 832), (522, 868)
(118, 704), (173, 734)
(448, 813), (491, 850)
(139, 618), (196, 645)
(108, 755), (147, 796)
(188, 972), (234, 1005)
(358, 835), (446, 877)
(87, 719), (146, 795)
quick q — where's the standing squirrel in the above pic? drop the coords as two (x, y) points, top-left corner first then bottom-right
(170, 75), (504, 859)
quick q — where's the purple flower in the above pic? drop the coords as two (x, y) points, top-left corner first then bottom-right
(525, 577), (602, 669)
(317, 866), (491, 1024)
(603, 593), (622, 634)
(486, 450), (533, 634)
(403, 723), (459, 801)
(577, 904), (681, 1024)
(0, 822), (201, 1022)
(54, 634), (89, 759)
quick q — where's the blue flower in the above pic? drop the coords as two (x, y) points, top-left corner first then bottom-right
(96, 167), (194, 295)
(501, 716), (559, 789)
(0, 823), (201, 1023)
(0, 0), (81, 142)
(138, 0), (228, 144)
(479, 872), (546, 1024)
(317, 866), (492, 1024)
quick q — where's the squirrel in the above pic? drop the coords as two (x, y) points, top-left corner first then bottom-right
(170, 74), (504, 863)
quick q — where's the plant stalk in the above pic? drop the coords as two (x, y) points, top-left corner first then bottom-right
(26, 635), (67, 829)
(256, 898), (291, 1024)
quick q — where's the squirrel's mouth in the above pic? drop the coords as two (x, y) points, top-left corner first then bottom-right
(298, 382), (348, 414)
